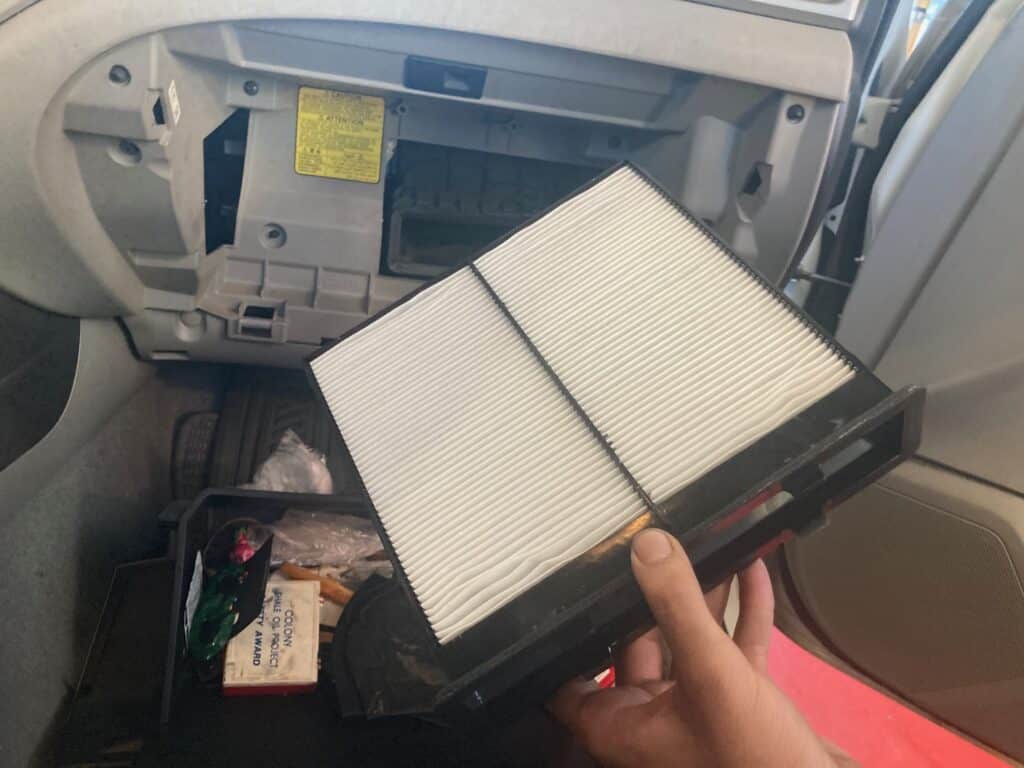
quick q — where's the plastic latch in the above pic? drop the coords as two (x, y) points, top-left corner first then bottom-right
(852, 96), (897, 150)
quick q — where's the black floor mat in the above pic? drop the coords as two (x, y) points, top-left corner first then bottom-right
(171, 412), (219, 499)
(207, 367), (359, 493)
(83, 371), (579, 765)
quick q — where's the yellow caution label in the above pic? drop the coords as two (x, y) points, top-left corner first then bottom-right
(294, 87), (385, 183)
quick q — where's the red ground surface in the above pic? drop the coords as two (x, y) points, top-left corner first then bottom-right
(768, 629), (1009, 767)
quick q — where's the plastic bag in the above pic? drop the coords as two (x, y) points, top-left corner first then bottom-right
(270, 509), (391, 580)
(244, 429), (333, 494)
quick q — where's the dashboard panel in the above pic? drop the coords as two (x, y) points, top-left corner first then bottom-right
(0, 1), (855, 365)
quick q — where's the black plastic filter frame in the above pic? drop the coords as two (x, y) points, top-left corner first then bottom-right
(306, 162), (925, 720)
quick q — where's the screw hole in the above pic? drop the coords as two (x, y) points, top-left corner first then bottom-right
(243, 80), (260, 96)
(260, 223), (287, 249)
(110, 139), (142, 166)
(786, 104), (806, 123)
(108, 65), (132, 86)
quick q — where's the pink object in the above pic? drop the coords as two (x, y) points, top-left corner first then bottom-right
(768, 629), (1009, 767)
(230, 529), (257, 564)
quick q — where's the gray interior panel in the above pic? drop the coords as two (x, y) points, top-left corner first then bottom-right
(0, 320), (152, 517)
(692, 0), (863, 28)
(789, 3), (1024, 759)
(865, 0), (1021, 251)
(874, 121), (1024, 495)
(0, 0), (36, 24)
(0, 0), (853, 322)
(0, 363), (223, 767)
(837, 3), (1024, 368)
(33, 19), (845, 365)
(0, 291), (79, 471)
(839, 0), (1024, 493)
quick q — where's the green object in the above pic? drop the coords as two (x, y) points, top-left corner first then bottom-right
(187, 561), (245, 662)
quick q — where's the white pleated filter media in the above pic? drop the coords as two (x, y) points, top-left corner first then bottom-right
(311, 165), (855, 644)
(311, 269), (648, 643)
(476, 167), (855, 501)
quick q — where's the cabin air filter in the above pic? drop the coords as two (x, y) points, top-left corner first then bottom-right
(309, 163), (923, 719)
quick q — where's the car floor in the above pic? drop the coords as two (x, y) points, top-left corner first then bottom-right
(0, 364), (226, 767)
(769, 629), (1012, 767)
(6, 359), (1015, 767)
(727, 585), (1010, 766)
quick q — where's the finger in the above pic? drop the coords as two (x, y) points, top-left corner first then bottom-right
(733, 559), (774, 674)
(638, 679), (675, 698)
(667, 580), (730, 680)
(613, 627), (664, 686)
(704, 579), (732, 628)
(822, 738), (860, 768)
(630, 529), (735, 689)
(548, 676), (652, 763)
(547, 676), (600, 730)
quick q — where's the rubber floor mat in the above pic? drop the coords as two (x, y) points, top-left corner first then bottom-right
(209, 367), (359, 492)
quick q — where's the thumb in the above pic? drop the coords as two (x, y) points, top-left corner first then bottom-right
(630, 529), (738, 691)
